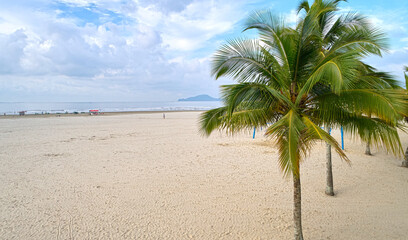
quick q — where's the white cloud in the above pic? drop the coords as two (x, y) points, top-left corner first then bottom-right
(285, 9), (298, 25)
(137, 0), (246, 51)
(0, 0), (248, 101)
(368, 16), (406, 33)
(1, 0), (406, 102)
(365, 49), (408, 85)
(0, 30), (28, 74)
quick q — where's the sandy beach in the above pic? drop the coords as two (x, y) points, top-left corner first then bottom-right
(0, 111), (407, 239)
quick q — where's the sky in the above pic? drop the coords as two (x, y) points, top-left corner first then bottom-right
(0, 0), (407, 102)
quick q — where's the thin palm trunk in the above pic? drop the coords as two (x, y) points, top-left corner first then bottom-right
(365, 141), (371, 155)
(293, 174), (304, 240)
(365, 113), (372, 155)
(325, 125), (334, 196)
(402, 147), (408, 168)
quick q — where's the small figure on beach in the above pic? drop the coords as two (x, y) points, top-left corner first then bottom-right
(163, 113), (165, 119)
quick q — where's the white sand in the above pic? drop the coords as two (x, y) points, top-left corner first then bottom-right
(0, 112), (407, 239)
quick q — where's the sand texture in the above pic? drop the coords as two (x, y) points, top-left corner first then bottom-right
(0, 112), (407, 239)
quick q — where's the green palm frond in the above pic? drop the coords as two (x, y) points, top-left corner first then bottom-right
(327, 24), (388, 56)
(220, 83), (293, 114)
(302, 116), (349, 162)
(342, 89), (406, 121)
(314, 88), (406, 125)
(243, 10), (297, 78)
(297, 0), (310, 14)
(222, 108), (272, 134)
(344, 116), (403, 157)
(199, 107), (228, 136)
(296, 49), (361, 100)
(265, 110), (305, 177)
(212, 38), (286, 89)
(404, 66), (408, 89)
(199, 106), (274, 136)
(355, 64), (401, 90)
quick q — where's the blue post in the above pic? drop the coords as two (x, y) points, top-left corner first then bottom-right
(253, 127), (256, 139)
(341, 126), (344, 150)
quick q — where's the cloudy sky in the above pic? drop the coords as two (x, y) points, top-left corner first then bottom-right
(0, 0), (407, 102)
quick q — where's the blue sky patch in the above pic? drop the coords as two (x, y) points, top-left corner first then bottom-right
(53, 2), (126, 27)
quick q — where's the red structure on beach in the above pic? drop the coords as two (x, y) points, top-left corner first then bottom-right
(89, 110), (99, 115)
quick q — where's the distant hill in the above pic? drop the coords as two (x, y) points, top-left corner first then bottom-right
(178, 94), (220, 101)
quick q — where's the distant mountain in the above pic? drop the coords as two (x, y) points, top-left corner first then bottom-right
(178, 94), (220, 101)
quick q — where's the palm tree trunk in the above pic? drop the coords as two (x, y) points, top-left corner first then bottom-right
(293, 174), (304, 240)
(365, 113), (372, 155)
(365, 141), (371, 155)
(402, 146), (408, 168)
(325, 126), (334, 196)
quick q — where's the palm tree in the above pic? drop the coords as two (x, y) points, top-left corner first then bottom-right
(356, 65), (403, 156)
(403, 66), (408, 168)
(199, 1), (406, 239)
(296, 0), (403, 194)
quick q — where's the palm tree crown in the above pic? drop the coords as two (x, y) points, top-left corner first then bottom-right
(201, 1), (405, 176)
